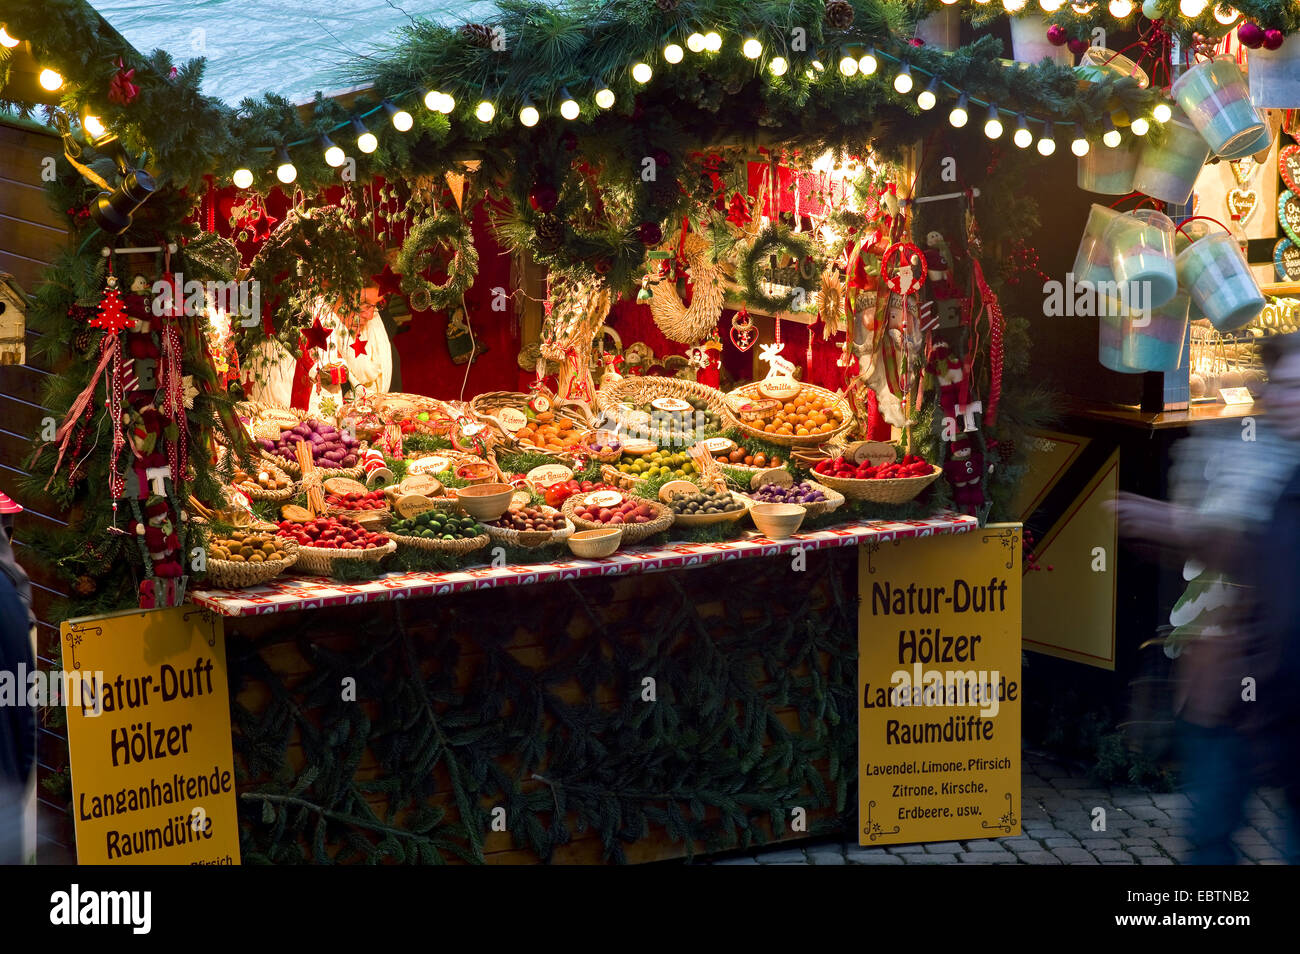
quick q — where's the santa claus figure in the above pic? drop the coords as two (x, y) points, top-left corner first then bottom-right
(928, 340), (965, 424)
(944, 436), (985, 513)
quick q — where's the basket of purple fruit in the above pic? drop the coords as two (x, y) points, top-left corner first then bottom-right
(259, 418), (365, 479)
(580, 429), (624, 464)
(746, 479), (844, 518)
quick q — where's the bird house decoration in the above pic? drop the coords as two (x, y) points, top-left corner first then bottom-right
(0, 274), (28, 366)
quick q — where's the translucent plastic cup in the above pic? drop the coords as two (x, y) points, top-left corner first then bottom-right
(1078, 140), (1141, 194)
(1105, 209), (1178, 311)
(1121, 290), (1190, 372)
(1073, 204), (1125, 283)
(1132, 114), (1212, 205)
(1171, 56), (1265, 156)
(1099, 312), (1144, 373)
(1248, 41), (1300, 109)
(1175, 230), (1266, 332)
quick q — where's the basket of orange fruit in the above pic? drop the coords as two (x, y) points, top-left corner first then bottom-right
(727, 381), (852, 447)
(470, 389), (594, 460)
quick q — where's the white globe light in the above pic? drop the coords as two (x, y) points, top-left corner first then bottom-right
(1213, 4), (1241, 25)
(436, 94), (455, 114)
(743, 38), (762, 59)
(424, 90), (443, 110)
(324, 145), (346, 167)
(357, 131), (378, 153)
(917, 89), (937, 110)
(391, 109), (414, 131)
(560, 98), (580, 120)
(1179, 0), (1208, 14)
(1071, 2), (1097, 11)
(687, 33), (706, 53)
(83, 115), (107, 139)
(632, 62), (653, 84)
(949, 104), (969, 128)
(1014, 127), (1033, 148)
(1103, 128), (1122, 148)
(839, 56), (859, 77)
(1071, 136), (1090, 156)
(232, 168), (254, 189)
(769, 57), (788, 76)
(475, 100), (496, 122)
(1003, 0), (1028, 11)
(985, 116), (1004, 139)
(520, 104), (540, 127)
(858, 52), (878, 75)
(664, 43), (684, 64)
(1130, 117), (1150, 136)
(1037, 135), (1057, 156)
(1153, 102), (1172, 123)
(276, 161), (297, 184)
(38, 68), (62, 91)
(893, 68), (914, 94)
(0, 28), (18, 48)
(1108, 0), (1133, 17)
(704, 32), (722, 53)
(1039, 0), (1065, 9)
(595, 88), (616, 109)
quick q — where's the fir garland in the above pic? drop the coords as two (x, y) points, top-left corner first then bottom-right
(395, 210), (479, 314)
(737, 226), (821, 315)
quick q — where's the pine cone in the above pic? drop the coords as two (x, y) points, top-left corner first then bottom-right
(460, 23), (497, 48)
(74, 575), (97, 597)
(655, 0), (680, 11)
(824, 0), (855, 30)
(73, 329), (92, 354)
(997, 439), (1017, 465)
(535, 214), (565, 252)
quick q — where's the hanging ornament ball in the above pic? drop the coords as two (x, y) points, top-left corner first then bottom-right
(637, 221), (664, 246)
(1262, 29), (1285, 51)
(528, 183), (559, 213)
(1141, 0), (1161, 18)
(1067, 37), (1090, 56)
(1047, 24), (1069, 46)
(1237, 22), (1265, 47)
(824, 0), (855, 30)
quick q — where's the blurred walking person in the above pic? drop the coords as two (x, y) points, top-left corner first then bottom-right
(0, 491), (33, 864)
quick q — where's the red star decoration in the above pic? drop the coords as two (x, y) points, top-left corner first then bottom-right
(350, 337), (369, 357)
(303, 317), (332, 353)
(242, 377), (256, 393)
(251, 210), (278, 242)
(371, 263), (404, 300)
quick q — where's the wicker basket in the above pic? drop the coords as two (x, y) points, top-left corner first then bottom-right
(726, 382), (854, 447)
(290, 538), (397, 575)
(744, 480), (845, 518)
(665, 493), (752, 528)
(230, 457), (296, 502)
(470, 390), (594, 456)
(596, 375), (733, 419)
(561, 495), (674, 544)
(327, 506), (392, 530)
(276, 454), (366, 481)
(600, 463), (642, 491)
(484, 515), (575, 548)
(815, 465), (942, 503)
(386, 531), (489, 556)
(201, 539), (300, 588)
(578, 429), (625, 463)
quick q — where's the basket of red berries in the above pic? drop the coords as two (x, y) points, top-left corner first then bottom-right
(325, 488), (392, 529)
(812, 453), (941, 503)
(541, 478), (615, 509)
(561, 491), (674, 544)
(276, 515), (397, 575)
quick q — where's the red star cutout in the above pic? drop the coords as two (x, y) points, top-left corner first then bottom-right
(350, 337), (369, 357)
(303, 317), (332, 352)
(241, 377), (256, 393)
(371, 263), (404, 300)
(251, 210), (278, 242)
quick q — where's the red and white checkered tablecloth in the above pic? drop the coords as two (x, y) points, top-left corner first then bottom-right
(189, 512), (979, 617)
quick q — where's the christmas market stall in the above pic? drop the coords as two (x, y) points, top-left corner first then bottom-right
(4, 0), (1291, 863)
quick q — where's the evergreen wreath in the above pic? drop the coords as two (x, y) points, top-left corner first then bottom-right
(737, 226), (821, 315)
(396, 210), (479, 314)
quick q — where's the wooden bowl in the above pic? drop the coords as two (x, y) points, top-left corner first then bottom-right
(455, 462), (497, 485)
(749, 503), (807, 539)
(567, 527), (623, 559)
(453, 482), (514, 520)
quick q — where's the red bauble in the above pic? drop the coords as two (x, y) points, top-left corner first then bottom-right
(636, 221), (663, 246)
(1263, 29), (1285, 51)
(528, 183), (558, 213)
(1046, 24), (1068, 47)
(1067, 38), (1089, 56)
(1238, 22), (1266, 48)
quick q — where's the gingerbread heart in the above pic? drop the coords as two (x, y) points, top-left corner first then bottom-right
(1281, 191), (1300, 248)
(1227, 188), (1258, 226)
(1281, 144), (1300, 196)
(1276, 238), (1300, 282)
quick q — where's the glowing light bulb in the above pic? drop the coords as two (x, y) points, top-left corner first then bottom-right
(520, 103), (540, 127)
(276, 149), (297, 184)
(984, 104), (1004, 139)
(1130, 117), (1150, 136)
(664, 43), (684, 64)
(1071, 136), (1090, 156)
(632, 62), (653, 84)
(839, 55), (859, 77)
(391, 108), (414, 131)
(1179, 0), (1208, 15)
(704, 32), (722, 53)
(38, 68), (62, 91)
(436, 93), (455, 114)
(83, 115), (106, 139)
(232, 168), (254, 189)
(1071, 2), (1096, 11)
(424, 90), (444, 111)
(1039, 0), (1065, 9)
(858, 50), (878, 75)
(595, 87), (615, 109)
(324, 144), (346, 167)
(949, 94), (969, 128)
(0, 28), (18, 48)
(1103, 128), (1122, 147)
(917, 78), (939, 111)
(743, 38), (763, 59)
(1037, 123), (1057, 155)
(1003, 0), (1028, 11)
(357, 131), (378, 153)
(475, 100), (495, 123)
(1153, 102), (1172, 123)
(769, 56), (788, 76)
(687, 33), (706, 53)
(1213, 4), (1241, 25)
(1014, 115), (1033, 148)
(559, 89), (580, 120)
(893, 65), (914, 94)
(1108, 0), (1133, 16)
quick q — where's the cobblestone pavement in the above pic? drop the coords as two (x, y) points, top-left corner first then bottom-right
(705, 750), (1292, 865)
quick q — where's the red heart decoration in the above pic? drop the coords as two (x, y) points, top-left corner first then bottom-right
(1282, 144), (1300, 196)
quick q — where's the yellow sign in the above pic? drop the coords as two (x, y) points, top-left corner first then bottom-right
(61, 606), (240, 865)
(858, 526), (1022, 846)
